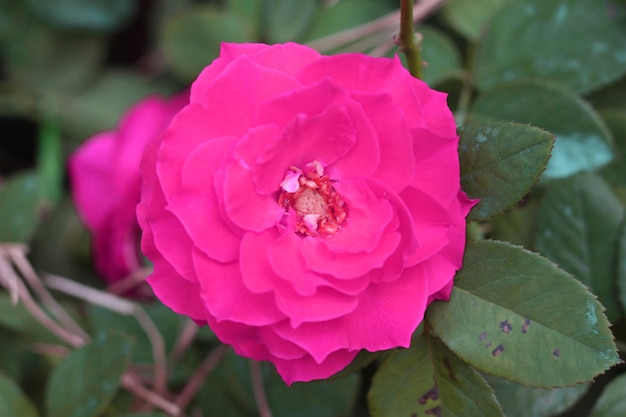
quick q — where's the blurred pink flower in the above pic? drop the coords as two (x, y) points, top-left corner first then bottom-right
(69, 92), (187, 291)
(138, 43), (476, 383)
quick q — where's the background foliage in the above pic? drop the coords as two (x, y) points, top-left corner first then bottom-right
(1, 0), (625, 416)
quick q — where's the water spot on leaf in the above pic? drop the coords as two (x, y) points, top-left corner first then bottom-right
(499, 319), (513, 334)
(418, 386), (439, 404)
(522, 318), (531, 333)
(492, 344), (504, 357)
(555, 4), (568, 24)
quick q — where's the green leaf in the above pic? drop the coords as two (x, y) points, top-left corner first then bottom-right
(368, 334), (504, 417)
(0, 171), (43, 243)
(261, 0), (318, 43)
(443, 0), (510, 41)
(87, 303), (185, 364)
(420, 26), (463, 87)
(489, 199), (540, 249)
(588, 77), (626, 112)
(471, 80), (615, 179)
(590, 373), (626, 416)
(475, 0), (626, 93)
(25, 0), (136, 32)
(159, 6), (256, 82)
(0, 371), (39, 417)
(197, 351), (359, 417)
(458, 120), (554, 221)
(486, 375), (589, 417)
(619, 221), (626, 314)
(600, 110), (626, 186)
(427, 240), (620, 387)
(117, 414), (168, 417)
(0, 293), (63, 344)
(46, 330), (133, 417)
(1, 10), (106, 94)
(57, 70), (173, 142)
(534, 173), (625, 322)
(29, 199), (98, 285)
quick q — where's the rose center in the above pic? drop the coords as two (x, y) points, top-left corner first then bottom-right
(278, 161), (348, 236)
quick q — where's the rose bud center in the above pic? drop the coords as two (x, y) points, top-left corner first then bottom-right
(278, 160), (348, 236)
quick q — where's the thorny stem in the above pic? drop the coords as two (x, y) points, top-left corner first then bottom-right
(175, 344), (230, 413)
(307, 0), (446, 54)
(398, 0), (423, 79)
(250, 360), (273, 417)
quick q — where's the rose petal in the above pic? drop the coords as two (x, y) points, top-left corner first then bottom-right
(272, 349), (358, 385)
(221, 158), (286, 232)
(273, 264), (428, 362)
(299, 54), (422, 120)
(69, 132), (117, 230)
(205, 314), (308, 361)
(254, 103), (358, 194)
(351, 92), (415, 191)
(410, 128), (461, 207)
(140, 139), (198, 281)
(302, 230), (401, 279)
(192, 43), (320, 104)
(318, 179), (395, 254)
(168, 138), (241, 263)
(193, 249), (287, 326)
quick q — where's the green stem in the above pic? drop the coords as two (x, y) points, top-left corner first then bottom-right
(398, 0), (423, 79)
(37, 100), (63, 206)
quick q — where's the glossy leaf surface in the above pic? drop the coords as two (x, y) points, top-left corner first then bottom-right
(368, 334), (503, 417)
(534, 173), (625, 322)
(471, 80), (614, 178)
(475, 0), (626, 93)
(0, 371), (39, 417)
(427, 240), (620, 387)
(459, 120), (553, 221)
(46, 331), (133, 417)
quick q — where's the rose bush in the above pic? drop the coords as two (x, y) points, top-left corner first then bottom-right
(138, 43), (475, 384)
(69, 93), (187, 290)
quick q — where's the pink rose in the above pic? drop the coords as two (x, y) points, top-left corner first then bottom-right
(69, 92), (187, 291)
(138, 43), (475, 383)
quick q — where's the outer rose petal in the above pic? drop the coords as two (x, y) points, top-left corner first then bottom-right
(71, 92), (187, 285)
(138, 43), (475, 384)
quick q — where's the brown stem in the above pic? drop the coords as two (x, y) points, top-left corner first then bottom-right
(5, 245), (90, 340)
(307, 0), (446, 53)
(106, 267), (151, 296)
(175, 344), (230, 412)
(43, 273), (169, 396)
(122, 373), (181, 416)
(0, 257), (85, 347)
(250, 360), (273, 417)
(169, 319), (199, 366)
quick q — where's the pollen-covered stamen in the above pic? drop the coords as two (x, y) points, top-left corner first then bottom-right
(278, 161), (348, 236)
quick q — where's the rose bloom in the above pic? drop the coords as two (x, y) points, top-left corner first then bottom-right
(138, 43), (475, 384)
(69, 92), (187, 292)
